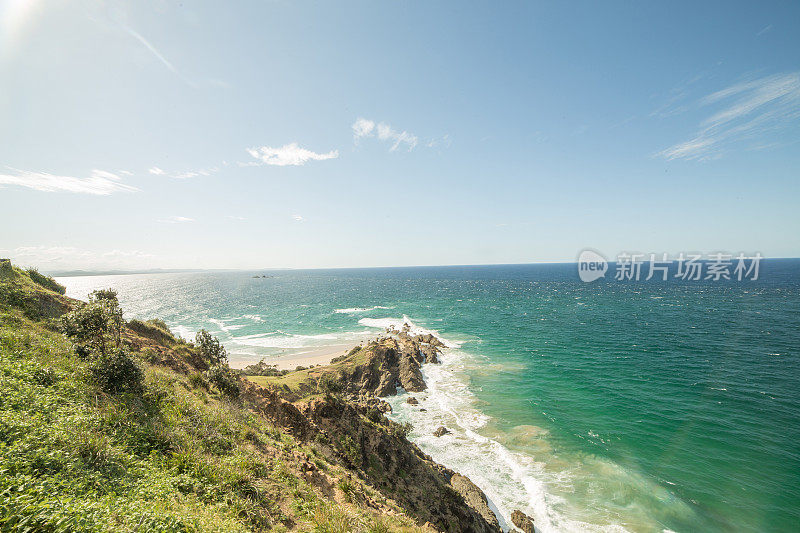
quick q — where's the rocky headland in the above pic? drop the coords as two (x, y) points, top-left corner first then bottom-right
(250, 323), (537, 532)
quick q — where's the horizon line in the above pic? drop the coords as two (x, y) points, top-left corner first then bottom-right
(45, 256), (800, 277)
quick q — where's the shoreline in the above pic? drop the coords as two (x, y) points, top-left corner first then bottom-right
(230, 337), (380, 370)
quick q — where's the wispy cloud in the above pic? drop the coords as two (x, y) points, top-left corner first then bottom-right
(245, 143), (338, 166)
(149, 166), (218, 179)
(426, 134), (452, 148)
(292, 214), (305, 222)
(352, 118), (419, 151)
(756, 24), (773, 36)
(0, 167), (137, 195)
(158, 216), (195, 224)
(124, 26), (197, 88)
(226, 215), (246, 221)
(657, 72), (800, 161)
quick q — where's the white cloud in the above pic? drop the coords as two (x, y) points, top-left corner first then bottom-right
(246, 143), (338, 166)
(226, 215), (246, 221)
(352, 117), (419, 151)
(149, 166), (218, 179)
(1, 245), (155, 271)
(102, 249), (155, 259)
(657, 72), (800, 161)
(0, 167), (137, 195)
(292, 214), (304, 222)
(158, 216), (194, 224)
(352, 118), (375, 138)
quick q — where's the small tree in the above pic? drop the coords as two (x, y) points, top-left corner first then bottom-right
(62, 302), (114, 356)
(206, 363), (239, 398)
(89, 289), (124, 348)
(61, 288), (124, 357)
(195, 329), (228, 365)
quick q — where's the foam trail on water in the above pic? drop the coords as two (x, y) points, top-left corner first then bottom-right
(334, 306), (393, 314)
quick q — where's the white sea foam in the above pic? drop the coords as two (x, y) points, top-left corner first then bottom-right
(334, 306), (393, 314)
(208, 318), (247, 333)
(358, 315), (461, 348)
(231, 330), (372, 349)
(384, 345), (657, 533)
(172, 324), (195, 341)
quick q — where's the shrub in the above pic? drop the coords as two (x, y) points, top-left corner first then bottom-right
(206, 363), (239, 398)
(366, 408), (383, 424)
(195, 329), (228, 365)
(338, 434), (360, 467)
(61, 302), (117, 357)
(147, 318), (169, 331)
(318, 372), (343, 394)
(26, 268), (66, 294)
(390, 421), (413, 439)
(128, 319), (175, 346)
(89, 348), (144, 394)
(138, 347), (159, 364)
(239, 359), (284, 376)
(189, 372), (209, 390)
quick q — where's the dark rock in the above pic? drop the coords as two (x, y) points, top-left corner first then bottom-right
(450, 473), (501, 531)
(302, 396), (501, 533)
(407, 397), (419, 405)
(399, 351), (426, 392)
(422, 344), (440, 364)
(338, 338), (427, 397)
(511, 510), (535, 533)
(434, 426), (450, 437)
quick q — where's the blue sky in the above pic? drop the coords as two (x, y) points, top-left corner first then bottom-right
(1, 1), (798, 270)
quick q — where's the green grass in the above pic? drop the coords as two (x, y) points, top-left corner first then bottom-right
(245, 347), (373, 400)
(0, 263), (427, 532)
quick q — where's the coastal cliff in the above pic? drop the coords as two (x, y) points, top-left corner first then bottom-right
(0, 260), (510, 532)
(240, 328), (504, 532)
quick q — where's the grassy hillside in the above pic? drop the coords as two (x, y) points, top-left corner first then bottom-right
(0, 260), (429, 532)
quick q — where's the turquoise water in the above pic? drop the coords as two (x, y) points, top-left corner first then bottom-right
(57, 261), (800, 532)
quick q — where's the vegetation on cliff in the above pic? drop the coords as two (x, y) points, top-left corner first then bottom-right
(0, 260), (501, 532)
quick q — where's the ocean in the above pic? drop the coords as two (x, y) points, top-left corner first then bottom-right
(56, 260), (800, 532)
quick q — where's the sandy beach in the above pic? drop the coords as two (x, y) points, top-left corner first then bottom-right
(237, 336), (381, 370)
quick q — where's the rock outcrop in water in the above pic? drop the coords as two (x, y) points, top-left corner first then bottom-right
(511, 509), (535, 533)
(434, 426), (450, 437)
